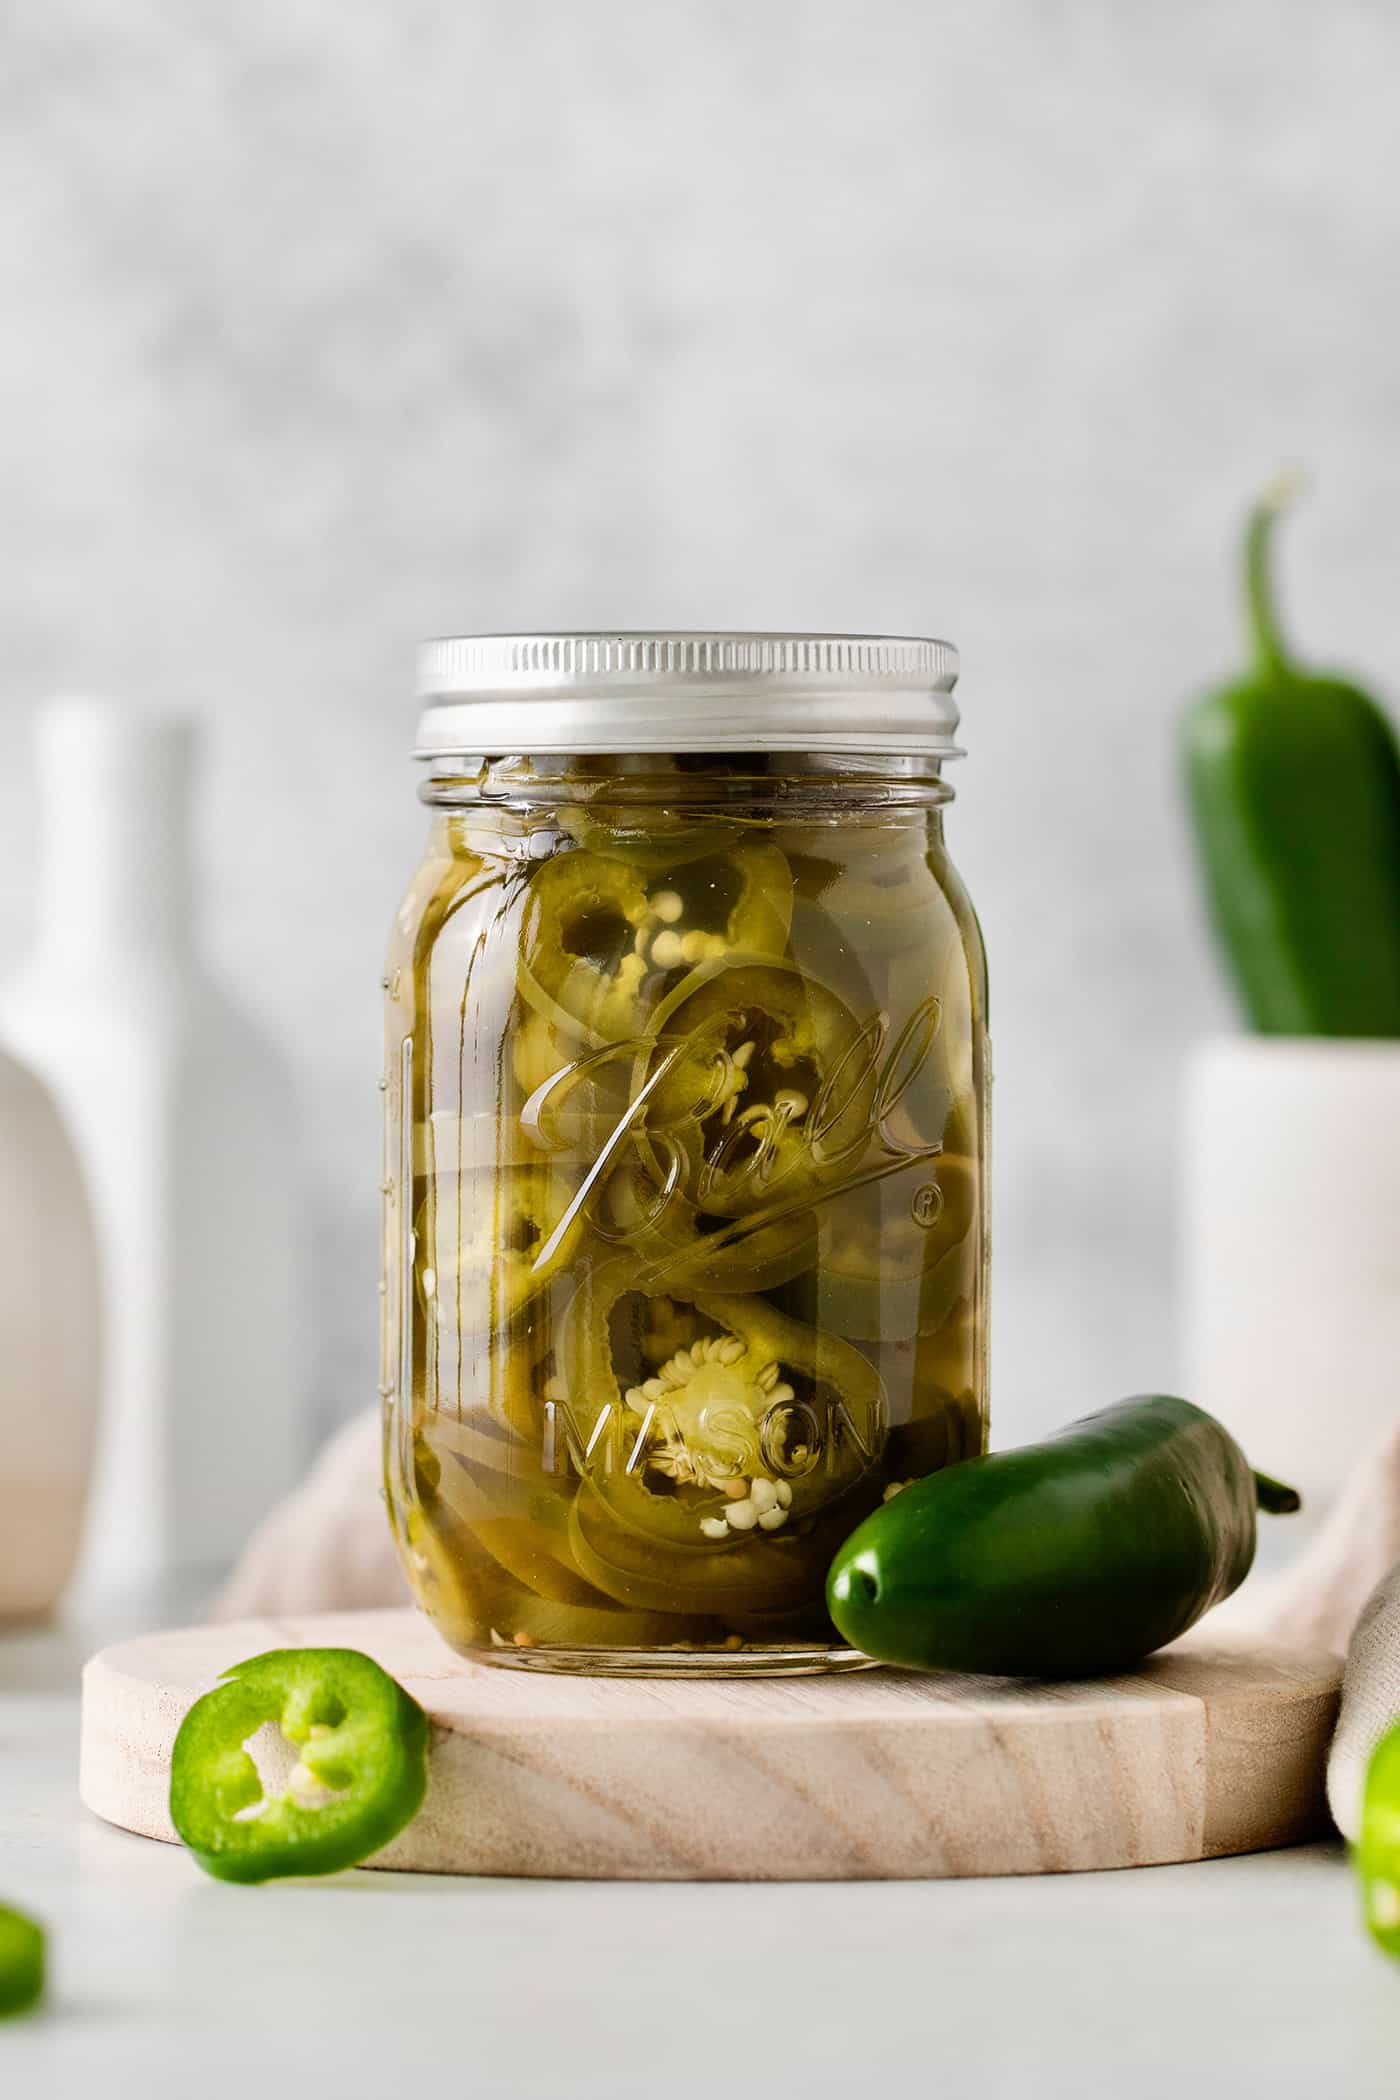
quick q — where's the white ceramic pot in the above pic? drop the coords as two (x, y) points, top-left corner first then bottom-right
(1182, 1037), (1400, 1503)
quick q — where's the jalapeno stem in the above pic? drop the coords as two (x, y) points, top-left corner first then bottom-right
(1243, 471), (1304, 681)
(1253, 1469), (1302, 1515)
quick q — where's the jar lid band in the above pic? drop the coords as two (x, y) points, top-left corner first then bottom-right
(414, 632), (962, 759)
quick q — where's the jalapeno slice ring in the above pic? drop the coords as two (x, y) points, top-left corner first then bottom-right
(169, 1649), (430, 1883)
(782, 1152), (980, 1341)
(585, 1151), (818, 1292)
(517, 843), (794, 1043)
(632, 956), (878, 1221)
(553, 1262), (887, 1617)
(414, 1163), (585, 1337)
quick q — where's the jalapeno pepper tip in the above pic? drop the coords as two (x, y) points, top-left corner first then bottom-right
(826, 1558), (880, 1652)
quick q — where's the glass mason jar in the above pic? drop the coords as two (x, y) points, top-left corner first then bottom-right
(383, 635), (988, 1675)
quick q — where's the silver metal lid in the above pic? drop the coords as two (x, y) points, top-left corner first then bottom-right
(414, 632), (962, 759)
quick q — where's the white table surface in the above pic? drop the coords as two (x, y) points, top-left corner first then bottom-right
(3, 1592), (1399, 2098)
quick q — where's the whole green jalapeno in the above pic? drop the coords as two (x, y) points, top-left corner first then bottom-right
(827, 1396), (1298, 1677)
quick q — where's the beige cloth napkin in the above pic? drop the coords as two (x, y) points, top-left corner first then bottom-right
(1223, 1423), (1400, 1654)
(213, 1409), (403, 1621)
(1327, 1563), (1400, 1842)
(1222, 1422), (1400, 1841)
(216, 1408), (1400, 1838)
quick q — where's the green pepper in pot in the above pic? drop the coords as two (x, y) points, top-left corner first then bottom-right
(1182, 479), (1400, 1036)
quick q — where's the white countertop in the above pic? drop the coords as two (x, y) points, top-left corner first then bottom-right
(3, 1597), (1399, 2097)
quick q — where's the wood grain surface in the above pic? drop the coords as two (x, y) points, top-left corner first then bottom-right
(79, 1608), (1342, 1881)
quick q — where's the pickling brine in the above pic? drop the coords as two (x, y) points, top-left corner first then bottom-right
(383, 636), (988, 1674)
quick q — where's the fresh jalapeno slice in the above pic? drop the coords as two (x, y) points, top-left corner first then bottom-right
(0, 1905), (44, 2019)
(168, 1649), (429, 1883)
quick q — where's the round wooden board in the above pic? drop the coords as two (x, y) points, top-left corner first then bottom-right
(80, 1608), (1341, 1881)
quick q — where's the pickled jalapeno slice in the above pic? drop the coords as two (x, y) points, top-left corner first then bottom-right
(405, 1481), (688, 1650)
(556, 777), (745, 870)
(568, 1482), (831, 1616)
(517, 843), (794, 1042)
(442, 1302), (559, 1439)
(584, 1151), (818, 1292)
(518, 851), (652, 1041)
(414, 1162), (585, 1336)
(798, 840), (950, 959)
(561, 1262), (886, 1545)
(169, 1650), (429, 1883)
(635, 958), (875, 1218)
(782, 1151), (979, 1341)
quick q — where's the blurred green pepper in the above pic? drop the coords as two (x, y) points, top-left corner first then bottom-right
(0, 1905), (43, 2018)
(1182, 479), (1400, 1036)
(1359, 1722), (1400, 1960)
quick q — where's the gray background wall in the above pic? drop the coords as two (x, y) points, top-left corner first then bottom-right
(2, 1), (1396, 1450)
